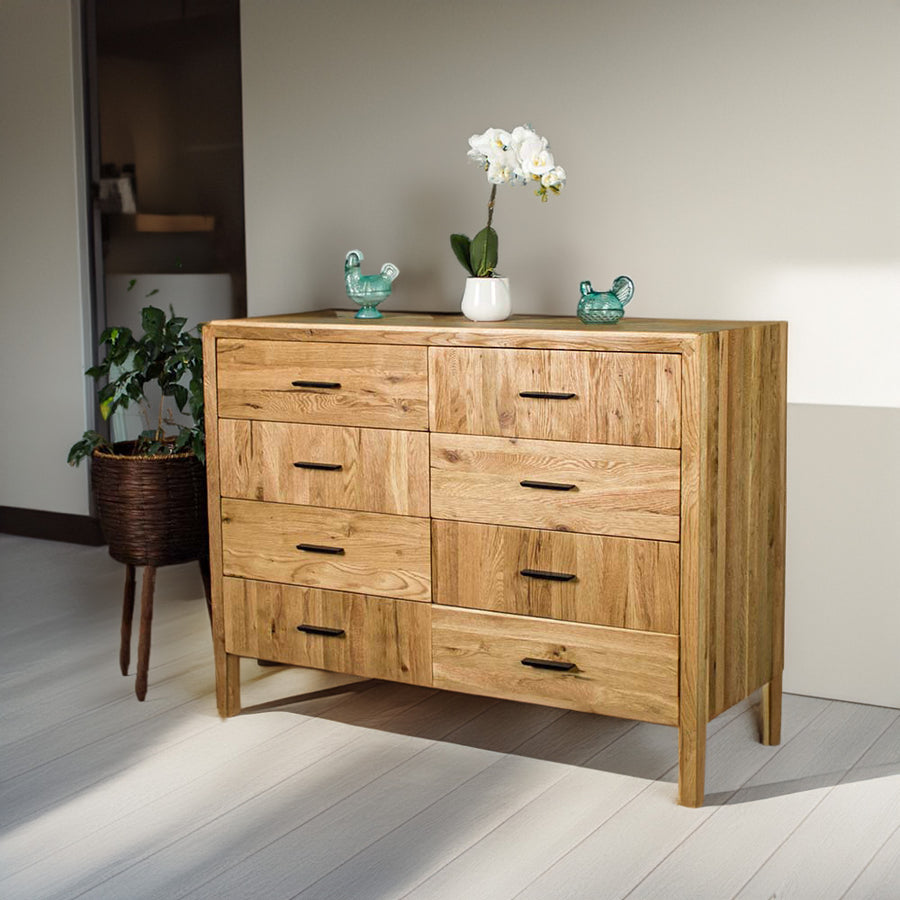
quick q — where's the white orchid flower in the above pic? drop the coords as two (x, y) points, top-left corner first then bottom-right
(541, 166), (566, 188)
(519, 136), (555, 177)
(510, 125), (537, 148)
(487, 159), (515, 184)
(468, 128), (513, 161)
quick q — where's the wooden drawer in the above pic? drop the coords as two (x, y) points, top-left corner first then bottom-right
(216, 339), (428, 430)
(223, 577), (432, 685)
(430, 433), (680, 542)
(221, 498), (431, 601)
(219, 419), (429, 517)
(429, 346), (680, 448)
(432, 606), (678, 725)
(432, 520), (679, 633)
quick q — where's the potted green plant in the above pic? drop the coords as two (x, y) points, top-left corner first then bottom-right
(68, 296), (208, 701)
(451, 124), (566, 321)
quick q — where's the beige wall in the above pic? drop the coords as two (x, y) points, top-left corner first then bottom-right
(0, 0), (92, 516)
(241, 0), (900, 707)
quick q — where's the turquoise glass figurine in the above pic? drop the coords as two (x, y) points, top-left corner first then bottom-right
(344, 250), (399, 319)
(577, 275), (634, 324)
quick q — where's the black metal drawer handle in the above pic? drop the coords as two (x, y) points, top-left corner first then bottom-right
(520, 480), (577, 492)
(518, 391), (577, 400)
(291, 380), (341, 389)
(296, 543), (345, 555)
(521, 657), (576, 672)
(293, 461), (343, 471)
(520, 568), (576, 582)
(297, 624), (346, 637)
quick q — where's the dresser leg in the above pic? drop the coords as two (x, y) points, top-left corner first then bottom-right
(678, 717), (707, 807)
(761, 671), (783, 745)
(215, 649), (241, 717)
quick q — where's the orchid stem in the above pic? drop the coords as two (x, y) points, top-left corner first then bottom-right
(486, 183), (497, 230)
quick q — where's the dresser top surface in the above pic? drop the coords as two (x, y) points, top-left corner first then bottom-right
(206, 309), (784, 353)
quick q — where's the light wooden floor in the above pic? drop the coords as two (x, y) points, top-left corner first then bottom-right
(1, 534), (898, 900)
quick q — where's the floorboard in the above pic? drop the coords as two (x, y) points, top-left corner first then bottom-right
(1, 535), (898, 900)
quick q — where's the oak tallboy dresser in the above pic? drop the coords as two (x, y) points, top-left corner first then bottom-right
(203, 310), (787, 807)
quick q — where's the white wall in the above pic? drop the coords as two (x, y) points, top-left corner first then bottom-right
(240, 0), (900, 708)
(0, 0), (92, 516)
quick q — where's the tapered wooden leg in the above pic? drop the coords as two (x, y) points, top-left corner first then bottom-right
(198, 556), (212, 623)
(135, 565), (156, 702)
(119, 564), (136, 675)
(216, 650), (241, 717)
(678, 717), (707, 808)
(761, 671), (783, 745)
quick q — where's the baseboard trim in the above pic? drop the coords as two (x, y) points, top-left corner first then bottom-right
(0, 506), (106, 546)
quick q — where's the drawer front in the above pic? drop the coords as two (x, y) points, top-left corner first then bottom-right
(429, 347), (681, 448)
(223, 577), (432, 685)
(430, 433), (681, 542)
(217, 339), (429, 430)
(432, 520), (679, 633)
(432, 607), (678, 725)
(221, 498), (431, 601)
(219, 419), (430, 517)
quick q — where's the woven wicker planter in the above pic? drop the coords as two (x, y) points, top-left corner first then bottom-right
(91, 442), (208, 567)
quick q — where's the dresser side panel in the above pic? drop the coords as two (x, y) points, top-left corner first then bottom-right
(707, 322), (787, 719)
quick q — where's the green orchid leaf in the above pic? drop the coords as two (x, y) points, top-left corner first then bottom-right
(469, 226), (498, 278)
(450, 234), (475, 276)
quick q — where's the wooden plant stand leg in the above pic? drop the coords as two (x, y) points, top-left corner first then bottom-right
(761, 670), (783, 746)
(119, 564), (136, 676)
(135, 565), (157, 702)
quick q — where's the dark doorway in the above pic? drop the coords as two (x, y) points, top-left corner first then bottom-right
(84, 2), (245, 337)
(82, 0), (246, 439)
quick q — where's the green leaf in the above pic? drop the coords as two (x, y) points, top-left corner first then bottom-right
(450, 234), (475, 276)
(145, 288), (159, 298)
(67, 430), (107, 466)
(166, 316), (188, 339)
(141, 306), (165, 340)
(127, 278), (137, 292)
(100, 397), (114, 420)
(469, 226), (499, 278)
(173, 384), (188, 411)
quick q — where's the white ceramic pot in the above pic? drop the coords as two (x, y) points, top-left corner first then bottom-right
(461, 276), (511, 322)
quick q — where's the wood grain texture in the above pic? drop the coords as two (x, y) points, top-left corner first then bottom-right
(432, 520), (679, 633)
(221, 498), (431, 602)
(206, 310), (783, 353)
(430, 432), (681, 542)
(706, 323), (787, 720)
(218, 419), (430, 517)
(223, 578), (432, 685)
(677, 334), (715, 806)
(677, 323), (787, 804)
(429, 346), (681, 449)
(432, 606), (679, 725)
(202, 325), (241, 717)
(216, 338), (428, 429)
